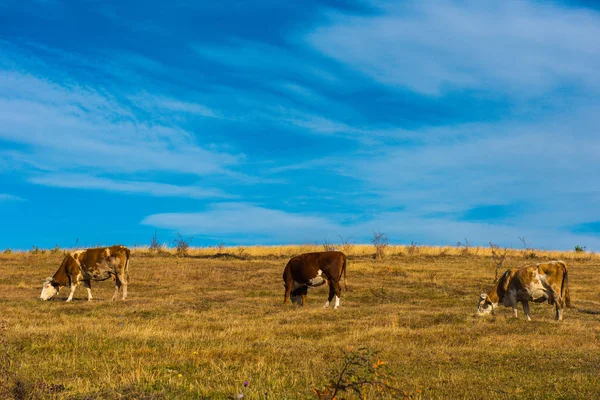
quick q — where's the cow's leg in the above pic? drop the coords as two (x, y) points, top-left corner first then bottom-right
(66, 284), (77, 302)
(332, 281), (342, 309)
(324, 281), (335, 308)
(120, 273), (128, 300)
(556, 304), (563, 321)
(111, 277), (122, 301)
(83, 280), (93, 301)
(284, 281), (292, 304)
(522, 301), (532, 321)
(113, 271), (128, 300)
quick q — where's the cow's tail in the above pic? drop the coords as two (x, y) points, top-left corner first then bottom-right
(559, 261), (571, 308)
(341, 255), (348, 292)
(124, 247), (131, 283)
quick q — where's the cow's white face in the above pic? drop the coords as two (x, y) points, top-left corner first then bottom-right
(40, 278), (58, 300)
(476, 293), (493, 316)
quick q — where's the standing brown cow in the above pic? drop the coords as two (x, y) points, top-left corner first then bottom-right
(283, 251), (347, 309)
(40, 245), (130, 302)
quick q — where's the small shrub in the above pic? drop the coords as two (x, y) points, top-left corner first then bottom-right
(322, 239), (336, 252)
(31, 246), (40, 255)
(489, 242), (507, 282)
(215, 242), (225, 253)
(456, 238), (470, 255)
(2, 248), (10, 255)
(338, 236), (354, 255)
(313, 347), (405, 399)
(173, 233), (193, 257)
(50, 244), (61, 254)
(407, 241), (419, 255)
(236, 246), (248, 259)
(575, 245), (586, 253)
(150, 230), (161, 252)
(371, 231), (388, 260)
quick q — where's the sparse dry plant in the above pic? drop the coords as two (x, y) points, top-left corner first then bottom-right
(489, 242), (508, 281)
(313, 347), (404, 400)
(371, 231), (389, 260)
(407, 241), (419, 256)
(235, 246), (248, 259)
(322, 239), (336, 252)
(149, 230), (162, 252)
(456, 238), (470, 255)
(338, 236), (354, 255)
(173, 233), (193, 257)
(3, 248), (10, 255)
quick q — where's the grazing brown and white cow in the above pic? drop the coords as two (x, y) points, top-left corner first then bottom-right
(477, 260), (570, 321)
(283, 251), (347, 309)
(40, 245), (130, 302)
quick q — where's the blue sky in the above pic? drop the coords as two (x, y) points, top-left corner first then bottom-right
(1, 0), (600, 250)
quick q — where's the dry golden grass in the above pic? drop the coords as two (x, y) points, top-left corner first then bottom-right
(1, 246), (600, 399)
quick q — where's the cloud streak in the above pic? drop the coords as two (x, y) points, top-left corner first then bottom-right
(30, 174), (231, 199)
(142, 203), (342, 242)
(0, 194), (24, 201)
(0, 68), (239, 177)
(309, 0), (600, 95)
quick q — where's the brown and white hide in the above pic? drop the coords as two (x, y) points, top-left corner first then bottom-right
(282, 251), (347, 309)
(40, 245), (130, 302)
(477, 260), (570, 321)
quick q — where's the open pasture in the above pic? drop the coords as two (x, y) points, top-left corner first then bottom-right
(1, 246), (600, 399)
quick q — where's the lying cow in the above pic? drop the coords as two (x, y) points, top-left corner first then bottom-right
(477, 260), (570, 321)
(40, 245), (130, 302)
(283, 251), (347, 309)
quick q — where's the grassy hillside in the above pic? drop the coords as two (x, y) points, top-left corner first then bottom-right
(1, 246), (599, 399)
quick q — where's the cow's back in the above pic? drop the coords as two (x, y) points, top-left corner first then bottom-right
(75, 245), (130, 280)
(286, 251), (345, 282)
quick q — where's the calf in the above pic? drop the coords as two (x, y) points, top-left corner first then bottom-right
(477, 260), (570, 321)
(283, 251), (347, 309)
(40, 245), (130, 301)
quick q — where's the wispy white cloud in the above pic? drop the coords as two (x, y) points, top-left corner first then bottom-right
(0, 193), (25, 201)
(128, 93), (218, 118)
(0, 69), (240, 176)
(142, 203), (342, 242)
(141, 202), (600, 249)
(308, 0), (600, 95)
(29, 174), (231, 199)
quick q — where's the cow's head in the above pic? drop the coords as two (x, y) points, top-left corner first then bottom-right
(290, 286), (308, 306)
(40, 277), (59, 300)
(476, 293), (495, 316)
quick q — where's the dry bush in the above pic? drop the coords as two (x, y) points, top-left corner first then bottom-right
(371, 231), (389, 260)
(149, 230), (164, 253)
(313, 347), (408, 400)
(407, 241), (419, 256)
(456, 238), (470, 256)
(173, 233), (193, 257)
(338, 236), (354, 255)
(489, 242), (508, 281)
(322, 239), (336, 252)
